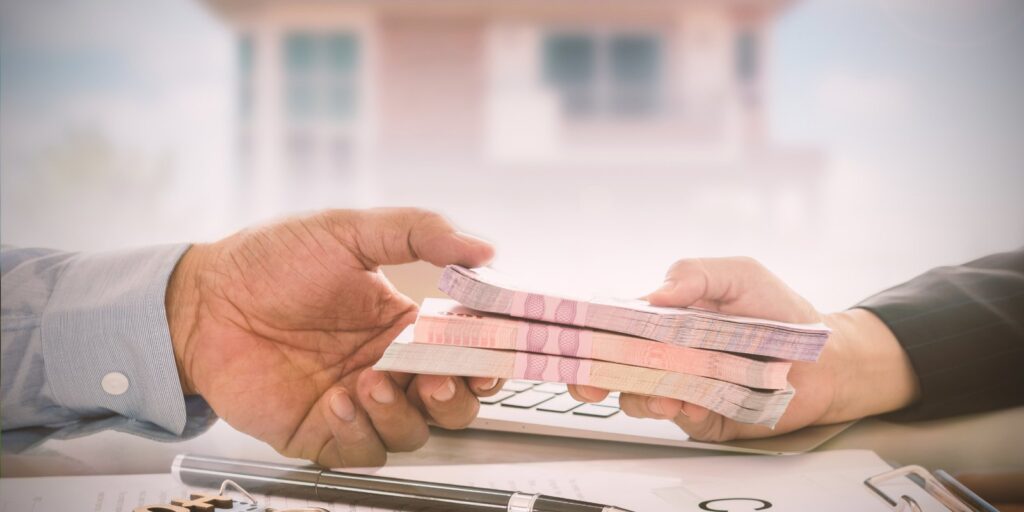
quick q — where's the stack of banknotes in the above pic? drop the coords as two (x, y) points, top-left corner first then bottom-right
(374, 266), (831, 427)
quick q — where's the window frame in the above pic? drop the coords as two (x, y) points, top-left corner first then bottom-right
(541, 26), (668, 120)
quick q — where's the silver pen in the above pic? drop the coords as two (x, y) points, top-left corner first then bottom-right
(173, 454), (634, 512)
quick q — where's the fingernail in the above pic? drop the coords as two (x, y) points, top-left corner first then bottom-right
(330, 391), (357, 422)
(432, 378), (457, 402)
(678, 405), (691, 418)
(478, 378), (499, 392)
(370, 377), (395, 405)
(580, 387), (603, 402)
(647, 396), (665, 417)
(454, 231), (490, 246)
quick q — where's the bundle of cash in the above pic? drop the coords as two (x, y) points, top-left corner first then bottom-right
(376, 330), (793, 426)
(413, 298), (792, 390)
(439, 265), (829, 361)
(373, 266), (831, 427)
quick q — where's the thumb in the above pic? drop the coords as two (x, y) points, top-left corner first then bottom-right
(646, 258), (718, 308)
(646, 257), (764, 308)
(336, 208), (495, 269)
(646, 256), (821, 324)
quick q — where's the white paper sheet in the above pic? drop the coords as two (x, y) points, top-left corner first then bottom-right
(0, 450), (949, 512)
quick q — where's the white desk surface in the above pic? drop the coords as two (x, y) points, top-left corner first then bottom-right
(3, 406), (1022, 478)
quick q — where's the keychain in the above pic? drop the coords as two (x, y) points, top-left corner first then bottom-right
(133, 479), (329, 512)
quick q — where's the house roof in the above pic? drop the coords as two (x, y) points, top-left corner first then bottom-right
(202, 0), (795, 25)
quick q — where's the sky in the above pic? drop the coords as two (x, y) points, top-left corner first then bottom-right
(1, 0), (1022, 311)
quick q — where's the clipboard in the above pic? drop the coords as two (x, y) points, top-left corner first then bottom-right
(132, 464), (1002, 512)
(114, 447), (1005, 512)
(865, 464), (999, 512)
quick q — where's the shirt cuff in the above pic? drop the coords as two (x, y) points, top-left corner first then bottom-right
(40, 244), (207, 436)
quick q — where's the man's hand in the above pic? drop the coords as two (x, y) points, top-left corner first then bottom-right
(569, 257), (921, 442)
(164, 208), (501, 466)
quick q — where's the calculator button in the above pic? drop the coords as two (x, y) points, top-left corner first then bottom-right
(573, 404), (620, 417)
(532, 382), (568, 394)
(500, 390), (556, 408)
(478, 390), (515, 405)
(592, 394), (620, 408)
(502, 380), (536, 392)
(536, 394), (583, 413)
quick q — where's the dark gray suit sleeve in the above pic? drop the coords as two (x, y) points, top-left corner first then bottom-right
(856, 248), (1024, 421)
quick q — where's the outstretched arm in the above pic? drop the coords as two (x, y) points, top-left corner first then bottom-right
(570, 256), (922, 441)
(2, 208), (502, 466)
(857, 248), (1024, 421)
(1, 244), (215, 452)
(574, 249), (1024, 441)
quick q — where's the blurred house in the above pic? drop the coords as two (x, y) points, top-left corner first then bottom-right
(204, 0), (821, 218)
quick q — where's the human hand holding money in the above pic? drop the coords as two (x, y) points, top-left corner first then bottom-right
(165, 208), (502, 467)
(569, 257), (921, 442)
(376, 263), (835, 428)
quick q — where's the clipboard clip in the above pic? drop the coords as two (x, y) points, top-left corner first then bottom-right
(133, 479), (330, 512)
(865, 464), (997, 512)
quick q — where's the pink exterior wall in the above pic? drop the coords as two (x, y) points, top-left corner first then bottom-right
(377, 15), (486, 165)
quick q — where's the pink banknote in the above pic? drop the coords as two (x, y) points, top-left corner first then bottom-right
(375, 329), (795, 427)
(415, 298), (791, 389)
(439, 265), (830, 361)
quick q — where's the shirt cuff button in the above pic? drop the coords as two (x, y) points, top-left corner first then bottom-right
(102, 372), (130, 396)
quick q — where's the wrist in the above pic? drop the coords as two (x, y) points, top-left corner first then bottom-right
(820, 308), (920, 423)
(166, 244), (208, 396)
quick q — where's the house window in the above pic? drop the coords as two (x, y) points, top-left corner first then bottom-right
(543, 31), (662, 118)
(736, 30), (759, 82)
(283, 32), (359, 122)
(544, 34), (597, 116)
(609, 35), (660, 115)
(238, 35), (254, 120)
(282, 31), (360, 174)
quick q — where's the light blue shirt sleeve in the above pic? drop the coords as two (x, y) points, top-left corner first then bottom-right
(1, 245), (218, 452)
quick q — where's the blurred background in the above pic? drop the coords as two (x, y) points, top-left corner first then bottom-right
(2, 0), (1022, 312)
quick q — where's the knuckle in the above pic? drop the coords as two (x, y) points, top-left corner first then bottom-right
(322, 211), (360, 246)
(677, 416), (712, 441)
(395, 430), (430, 452)
(733, 256), (765, 272)
(404, 208), (445, 228)
(432, 400), (479, 430)
(683, 415), (731, 443)
(666, 259), (711, 283)
(360, 450), (388, 468)
(316, 208), (353, 229)
(277, 443), (302, 461)
(618, 395), (644, 417)
(667, 258), (698, 276)
(418, 209), (445, 223)
(709, 420), (731, 442)
(622, 405), (644, 418)
(335, 445), (387, 468)
(315, 451), (340, 468)
(414, 375), (444, 401)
